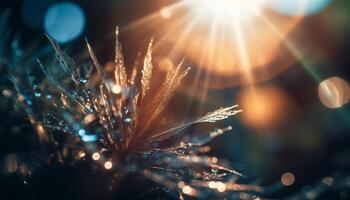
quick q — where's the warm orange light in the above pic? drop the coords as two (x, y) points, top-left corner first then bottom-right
(92, 152), (101, 160)
(207, 181), (226, 192)
(182, 185), (197, 196)
(318, 76), (350, 109)
(178, 181), (185, 188)
(322, 177), (334, 186)
(216, 182), (227, 192)
(111, 84), (122, 94)
(160, 6), (172, 19)
(36, 124), (48, 141)
(104, 161), (113, 170)
(126, 0), (302, 88)
(84, 114), (96, 124)
(281, 172), (295, 186)
(2, 89), (11, 97)
(166, 1), (301, 88)
(186, 0), (266, 21)
(208, 181), (216, 189)
(78, 151), (86, 158)
(237, 86), (296, 129)
(158, 57), (174, 72)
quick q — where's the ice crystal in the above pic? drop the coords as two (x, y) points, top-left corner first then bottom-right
(7, 26), (261, 198)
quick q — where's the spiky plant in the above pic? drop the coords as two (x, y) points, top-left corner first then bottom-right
(8, 27), (261, 199)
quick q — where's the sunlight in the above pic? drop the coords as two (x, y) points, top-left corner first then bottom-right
(177, 0), (301, 87)
(125, 0), (302, 90)
(185, 0), (266, 22)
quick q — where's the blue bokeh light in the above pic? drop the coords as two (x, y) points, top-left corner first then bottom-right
(82, 135), (98, 142)
(44, 2), (85, 43)
(77, 129), (97, 142)
(78, 129), (86, 136)
(267, 0), (332, 16)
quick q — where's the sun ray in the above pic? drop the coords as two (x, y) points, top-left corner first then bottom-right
(258, 14), (321, 81)
(124, 1), (184, 33)
(120, 0), (303, 113)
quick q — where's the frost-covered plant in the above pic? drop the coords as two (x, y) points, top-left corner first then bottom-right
(7, 26), (261, 199)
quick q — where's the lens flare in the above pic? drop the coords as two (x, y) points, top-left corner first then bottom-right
(179, 0), (301, 87)
(126, 0), (303, 89)
(267, 0), (332, 16)
(318, 76), (350, 109)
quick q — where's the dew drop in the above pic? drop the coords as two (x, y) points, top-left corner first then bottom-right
(80, 78), (87, 84)
(34, 89), (42, 97)
(124, 118), (131, 123)
(78, 129), (86, 136)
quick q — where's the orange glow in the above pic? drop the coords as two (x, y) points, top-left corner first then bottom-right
(318, 76), (350, 109)
(207, 181), (227, 192)
(18, 95), (25, 102)
(84, 114), (96, 124)
(208, 181), (216, 189)
(158, 57), (174, 72)
(78, 151), (86, 158)
(5, 155), (17, 173)
(126, 1), (303, 88)
(92, 152), (101, 160)
(182, 185), (197, 196)
(160, 6), (172, 19)
(2, 89), (11, 97)
(104, 161), (113, 169)
(174, 13), (300, 86)
(281, 172), (295, 186)
(166, 2), (301, 87)
(322, 177), (334, 186)
(36, 124), (48, 141)
(185, 0), (266, 20)
(237, 86), (296, 129)
(111, 84), (122, 94)
(216, 182), (227, 193)
(178, 181), (185, 188)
